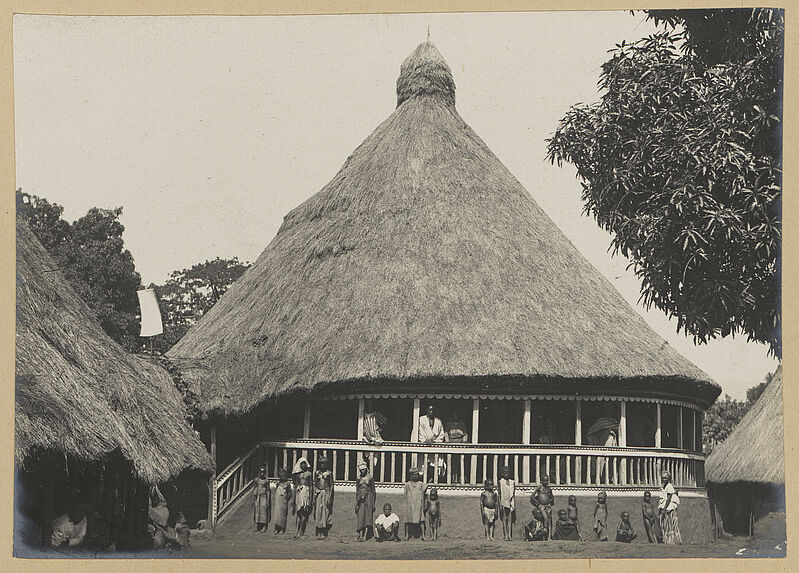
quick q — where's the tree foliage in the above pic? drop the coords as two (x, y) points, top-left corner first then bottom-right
(17, 190), (143, 351)
(148, 257), (251, 354)
(546, 9), (782, 357)
(702, 366), (778, 453)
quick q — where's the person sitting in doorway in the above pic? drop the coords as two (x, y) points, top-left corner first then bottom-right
(50, 504), (87, 549)
(417, 405), (446, 443)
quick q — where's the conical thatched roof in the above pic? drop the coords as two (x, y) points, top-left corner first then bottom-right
(706, 366), (783, 485)
(15, 217), (213, 482)
(168, 41), (719, 416)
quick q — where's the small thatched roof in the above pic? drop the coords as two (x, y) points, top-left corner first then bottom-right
(706, 366), (784, 485)
(168, 41), (719, 416)
(15, 218), (213, 483)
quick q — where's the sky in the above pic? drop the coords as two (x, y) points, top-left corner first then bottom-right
(13, 12), (780, 400)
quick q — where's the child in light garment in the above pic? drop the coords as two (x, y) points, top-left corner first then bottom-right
(498, 465), (515, 540)
(374, 503), (401, 542)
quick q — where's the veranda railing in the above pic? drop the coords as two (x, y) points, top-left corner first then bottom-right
(211, 439), (705, 524)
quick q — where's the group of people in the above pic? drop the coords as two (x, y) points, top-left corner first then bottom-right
(252, 456), (333, 539)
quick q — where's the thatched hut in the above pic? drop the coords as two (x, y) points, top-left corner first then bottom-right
(167, 42), (721, 537)
(706, 366), (784, 538)
(15, 217), (213, 550)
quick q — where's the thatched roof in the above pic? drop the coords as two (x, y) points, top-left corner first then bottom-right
(168, 41), (719, 416)
(15, 218), (213, 482)
(706, 366), (783, 485)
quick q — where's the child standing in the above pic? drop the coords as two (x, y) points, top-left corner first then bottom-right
(480, 479), (498, 540)
(593, 491), (608, 541)
(616, 511), (638, 543)
(425, 488), (441, 541)
(531, 475), (554, 540)
(566, 494), (582, 540)
(642, 491), (660, 543)
(498, 465), (515, 540)
(403, 467), (427, 540)
(252, 466), (271, 532)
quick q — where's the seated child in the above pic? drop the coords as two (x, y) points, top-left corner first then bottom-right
(374, 503), (401, 542)
(425, 488), (441, 541)
(616, 511), (637, 543)
(480, 479), (498, 540)
(593, 491), (608, 541)
(552, 508), (580, 540)
(642, 491), (660, 543)
(524, 505), (547, 541)
(567, 494), (582, 540)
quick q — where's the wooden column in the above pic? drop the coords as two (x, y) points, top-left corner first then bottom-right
(471, 398), (480, 444)
(691, 409), (697, 451)
(678, 406), (684, 450)
(619, 401), (627, 484)
(470, 398), (479, 484)
(411, 398), (421, 442)
(655, 403), (662, 448)
(522, 399), (531, 484)
(357, 397), (365, 440)
(574, 400), (582, 485)
(208, 420), (217, 529)
(619, 401), (627, 447)
(303, 402), (311, 438)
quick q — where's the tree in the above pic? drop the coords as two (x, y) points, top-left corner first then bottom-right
(149, 257), (251, 354)
(546, 9), (782, 357)
(17, 190), (143, 351)
(702, 365), (779, 452)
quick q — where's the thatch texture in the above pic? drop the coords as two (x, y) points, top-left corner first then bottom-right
(706, 366), (783, 485)
(168, 41), (719, 416)
(15, 218), (213, 482)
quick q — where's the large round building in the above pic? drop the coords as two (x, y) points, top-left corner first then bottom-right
(168, 41), (721, 538)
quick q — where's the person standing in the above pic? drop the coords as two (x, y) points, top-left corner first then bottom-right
(355, 462), (376, 541)
(659, 471), (681, 544)
(497, 465), (515, 540)
(273, 468), (293, 534)
(531, 474), (554, 540)
(403, 468), (427, 540)
(291, 457), (313, 538)
(252, 466), (271, 533)
(593, 491), (609, 541)
(416, 405), (446, 443)
(313, 457), (334, 539)
(642, 491), (660, 543)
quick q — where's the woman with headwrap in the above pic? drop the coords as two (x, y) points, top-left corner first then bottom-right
(291, 457), (313, 538)
(659, 471), (681, 544)
(354, 461), (376, 541)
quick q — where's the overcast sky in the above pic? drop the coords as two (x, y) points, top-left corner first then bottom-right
(13, 12), (780, 399)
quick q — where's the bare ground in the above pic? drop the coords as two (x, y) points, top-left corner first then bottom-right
(185, 531), (785, 560)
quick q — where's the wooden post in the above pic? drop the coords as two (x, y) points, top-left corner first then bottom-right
(619, 401), (627, 447)
(691, 409), (697, 451)
(411, 398), (421, 442)
(678, 406), (684, 450)
(208, 419), (217, 529)
(574, 400), (582, 485)
(522, 399), (531, 483)
(470, 398), (479, 484)
(303, 402), (311, 439)
(357, 398), (365, 440)
(471, 399), (480, 444)
(655, 403), (662, 448)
